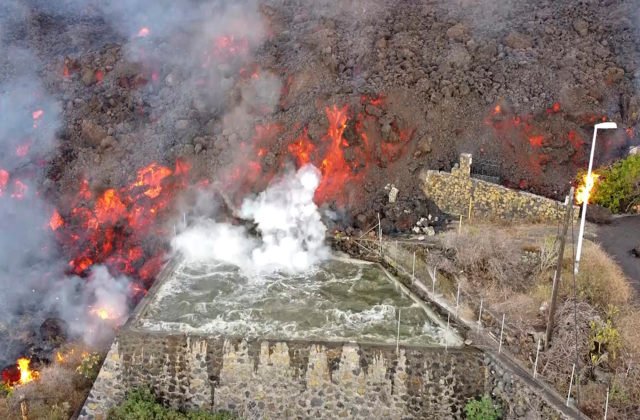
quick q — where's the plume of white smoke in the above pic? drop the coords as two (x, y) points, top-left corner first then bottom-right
(43, 266), (131, 347)
(173, 165), (329, 275)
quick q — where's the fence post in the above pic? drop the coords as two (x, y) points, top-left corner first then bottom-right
(445, 313), (450, 352)
(566, 363), (576, 406)
(396, 309), (401, 355)
(377, 213), (382, 257)
(20, 396), (28, 420)
(498, 314), (505, 353)
(477, 299), (483, 332)
(533, 338), (541, 378)
(412, 251), (416, 284)
(604, 387), (609, 419)
(455, 283), (461, 317)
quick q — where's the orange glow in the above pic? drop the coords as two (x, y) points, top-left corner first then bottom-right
(17, 358), (38, 385)
(137, 27), (150, 37)
(131, 163), (173, 199)
(493, 104), (502, 115)
(58, 160), (188, 281)
(528, 135), (544, 148)
(576, 172), (600, 205)
(0, 169), (9, 196)
(90, 307), (118, 320)
(49, 209), (64, 231)
(32, 109), (44, 120)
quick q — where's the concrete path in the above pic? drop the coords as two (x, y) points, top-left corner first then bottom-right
(595, 215), (640, 292)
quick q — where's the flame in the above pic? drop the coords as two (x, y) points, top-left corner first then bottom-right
(90, 307), (119, 320)
(528, 135), (544, 148)
(137, 27), (150, 37)
(576, 172), (600, 205)
(493, 104), (502, 115)
(17, 358), (38, 385)
(54, 160), (189, 285)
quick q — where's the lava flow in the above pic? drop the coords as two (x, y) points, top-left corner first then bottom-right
(51, 160), (190, 293)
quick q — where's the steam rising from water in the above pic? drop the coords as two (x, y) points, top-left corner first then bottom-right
(173, 165), (329, 275)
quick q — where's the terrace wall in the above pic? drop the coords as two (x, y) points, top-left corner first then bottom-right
(423, 153), (576, 223)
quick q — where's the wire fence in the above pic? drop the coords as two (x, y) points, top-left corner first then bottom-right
(348, 214), (601, 418)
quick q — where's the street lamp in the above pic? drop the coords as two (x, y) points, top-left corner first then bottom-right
(574, 122), (617, 274)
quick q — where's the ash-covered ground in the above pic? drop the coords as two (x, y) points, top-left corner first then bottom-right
(4, 0), (640, 230)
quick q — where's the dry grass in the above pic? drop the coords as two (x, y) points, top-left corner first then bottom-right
(441, 227), (530, 291)
(559, 242), (633, 310)
(0, 343), (98, 420)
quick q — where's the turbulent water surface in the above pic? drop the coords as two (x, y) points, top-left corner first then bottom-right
(138, 257), (458, 346)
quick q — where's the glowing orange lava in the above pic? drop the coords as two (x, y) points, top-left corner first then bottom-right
(576, 172), (600, 205)
(53, 160), (190, 288)
(49, 209), (64, 231)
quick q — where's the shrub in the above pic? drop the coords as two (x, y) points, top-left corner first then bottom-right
(464, 395), (501, 420)
(109, 388), (235, 420)
(590, 318), (622, 364)
(76, 352), (103, 380)
(585, 155), (640, 213)
(442, 228), (529, 291)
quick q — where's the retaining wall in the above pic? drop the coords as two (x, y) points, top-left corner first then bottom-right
(80, 330), (569, 419)
(424, 153), (575, 223)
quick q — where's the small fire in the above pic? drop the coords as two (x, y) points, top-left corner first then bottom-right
(576, 172), (600, 205)
(17, 358), (38, 385)
(137, 27), (150, 38)
(90, 307), (119, 321)
(493, 104), (502, 115)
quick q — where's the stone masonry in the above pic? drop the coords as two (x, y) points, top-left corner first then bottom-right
(81, 330), (576, 419)
(423, 153), (577, 223)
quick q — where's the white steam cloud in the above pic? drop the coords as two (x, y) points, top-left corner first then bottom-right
(173, 165), (329, 275)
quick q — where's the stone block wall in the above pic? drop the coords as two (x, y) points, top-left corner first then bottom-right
(424, 153), (576, 223)
(80, 331), (576, 419)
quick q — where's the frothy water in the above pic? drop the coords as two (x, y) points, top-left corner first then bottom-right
(138, 257), (458, 346)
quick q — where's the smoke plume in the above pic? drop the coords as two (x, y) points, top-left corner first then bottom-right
(173, 165), (329, 275)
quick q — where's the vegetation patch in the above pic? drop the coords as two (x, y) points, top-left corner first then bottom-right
(583, 155), (640, 213)
(464, 395), (502, 420)
(109, 388), (236, 420)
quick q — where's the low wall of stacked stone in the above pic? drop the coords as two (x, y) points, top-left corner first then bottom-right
(423, 153), (576, 223)
(80, 330), (573, 419)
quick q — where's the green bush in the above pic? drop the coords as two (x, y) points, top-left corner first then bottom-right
(588, 155), (640, 213)
(109, 388), (235, 420)
(464, 395), (501, 420)
(76, 352), (103, 380)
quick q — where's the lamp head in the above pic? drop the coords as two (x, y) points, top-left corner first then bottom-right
(595, 122), (617, 130)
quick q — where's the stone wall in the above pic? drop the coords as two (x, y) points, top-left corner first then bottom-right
(423, 153), (576, 223)
(80, 330), (575, 419)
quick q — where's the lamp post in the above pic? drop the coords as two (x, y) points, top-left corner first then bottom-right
(574, 122), (617, 274)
